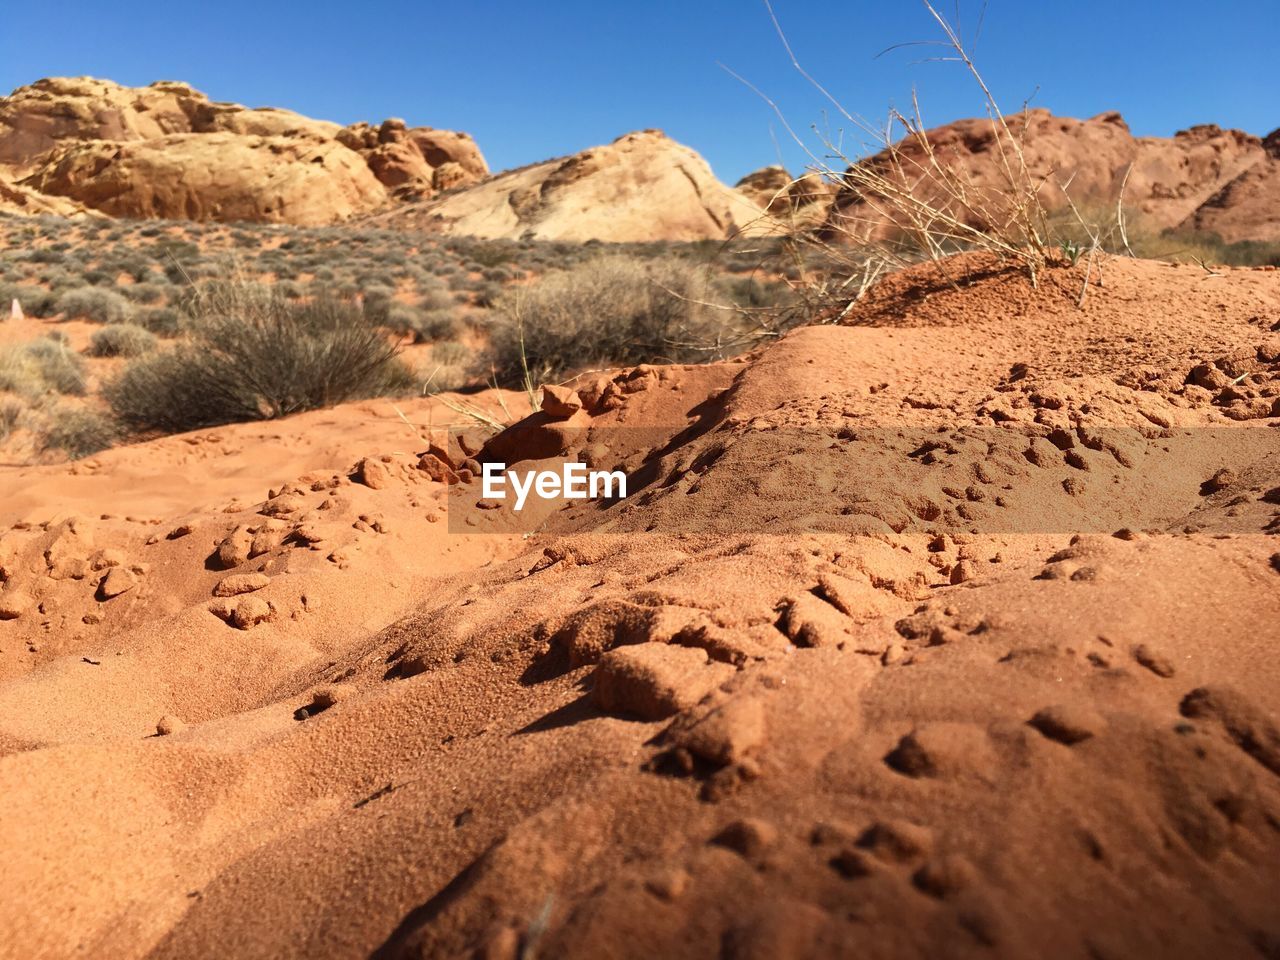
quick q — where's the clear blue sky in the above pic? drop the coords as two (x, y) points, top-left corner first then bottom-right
(1, 1), (1272, 184)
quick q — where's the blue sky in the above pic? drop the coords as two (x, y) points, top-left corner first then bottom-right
(1, 1), (1272, 184)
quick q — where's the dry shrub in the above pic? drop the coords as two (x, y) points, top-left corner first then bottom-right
(89, 323), (157, 358)
(105, 281), (414, 434)
(743, 0), (1063, 314)
(56, 286), (135, 324)
(489, 255), (751, 383)
(0, 338), (87, 397)
(0, 396), (26, 442)
(37, 406), (119, 459)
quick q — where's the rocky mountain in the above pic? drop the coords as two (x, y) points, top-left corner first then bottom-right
(2, 80), (1274, 246)
(363, 129), (777, 242)
(0, 78), (487, 225)
(826, 108), (1280, 244)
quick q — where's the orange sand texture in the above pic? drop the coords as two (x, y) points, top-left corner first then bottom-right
(2, 254), (1279, 958)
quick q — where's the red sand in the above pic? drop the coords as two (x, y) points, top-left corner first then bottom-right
(2, 254), (1279, 959)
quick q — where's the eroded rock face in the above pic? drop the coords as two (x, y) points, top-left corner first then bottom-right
(0, 77), (487, 224)
(735, 165), (835, 214)
(0, 170), (93, 217)
(21, 133), (389, 226)
(371, 129), (777, 242)
(337, 119), (488, 198)
(826, 108), (1277, 243)
(1181, 129), (1280, 242)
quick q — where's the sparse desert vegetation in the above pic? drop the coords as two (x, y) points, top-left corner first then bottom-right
(0, 213), (802, 459)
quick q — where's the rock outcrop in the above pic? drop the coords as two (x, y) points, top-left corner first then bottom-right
(826, 109), (1279, 244)
(367, 129), (777, 242)
(0, 170), (94, 218)
(1181, 129), (1280, 242)
(0, 77), (488, 225)
(21, 133), (389, 226)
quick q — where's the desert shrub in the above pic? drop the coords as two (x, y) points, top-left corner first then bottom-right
(0, 282), (58, 318)
(411, 308), (461, 343)
(0, 397), (26, 442)
(0, 339), (86, 396)
(1126, 228), (1280, 268)
(720, 275), (796, 311)
(121, 282), (168, 305)
(57, 286), (134, 324)
(423, 341), (476, 393)
(89, 323), (158, 357)
(105, 283), (414, 433)
(136, 306), (183, 336)
(359, 284), (397, 324)
(432, 340), (471, 367)
(475, 281), (504, 308)
(24, 288), (61, 318)
(489, 255), (743, 382)
(37, 406), (120, 459)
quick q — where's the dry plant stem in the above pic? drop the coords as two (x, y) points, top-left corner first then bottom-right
(753, 0), (1054, 290)
(1116, 164), (1136, 258)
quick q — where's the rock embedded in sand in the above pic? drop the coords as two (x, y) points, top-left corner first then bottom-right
(540, 384), (583, 419)
(230, 596), (272, 630)
(1201, 468), (1237, 494)
(949, 560), (979, 584)
(859, 819), (934, 864)
(353, 457), (392, 489)
(885, 723), (999, 780)
(213, 573), (271, 597)
(96, 567), (137, 601)
(214, 526), (253, 568)
(1028, 704), (1106, 745)
(712, 817), (778, 858)
(674, 697), (766, 766)
(210, 596), (273, 630)
(913, 855), (978, 900)
(592, 643), (733, 720)
(0, 589), (33, 620)
(1133, 643), (1176, 678)
(1179, 685), (1280, 775)
(643, 867), (690, 902)
(156, 715), (186, 736)
(778, 593), (851, 648)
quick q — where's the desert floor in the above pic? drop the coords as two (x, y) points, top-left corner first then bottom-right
(2, 254), (1279, 959)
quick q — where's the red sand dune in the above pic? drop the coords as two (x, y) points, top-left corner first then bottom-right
(2, 254), (1279, 959)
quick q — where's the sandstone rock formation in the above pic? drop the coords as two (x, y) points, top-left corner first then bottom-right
(0, 170), (93, 217)
(21, 133), (388, 226)
(0, 77), (488, 225)
(1182, 130), (1280, 242)
(826, 109), (1279, 244)
(367, 129), (778, 242)
(736, 165), (835, 213)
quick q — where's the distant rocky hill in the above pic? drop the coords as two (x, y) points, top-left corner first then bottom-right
(1, 81), (1274, 246)
(824, 108), (1280, 244)
(363, 129), (778, 242)
(0, 77), (487, 226)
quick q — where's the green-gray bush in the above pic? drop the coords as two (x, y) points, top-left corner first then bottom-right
(89, 323), (158, 357)
(105, 283), (414, 433)
(488, 255), (743, 383)
(56, 286), (134, 324)
(38, 406), (120, 459)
